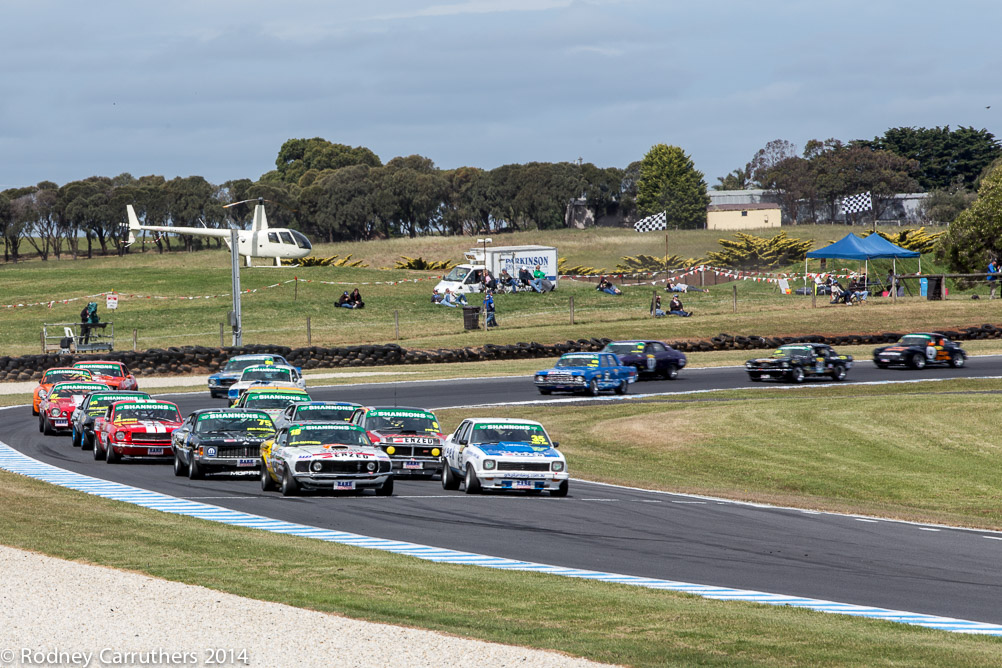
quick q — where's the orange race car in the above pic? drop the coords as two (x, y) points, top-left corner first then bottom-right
(72, 360), (139, 391)
(32, 367), (93, 415)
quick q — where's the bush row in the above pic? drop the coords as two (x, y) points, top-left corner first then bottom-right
(2, 325), (999, 382)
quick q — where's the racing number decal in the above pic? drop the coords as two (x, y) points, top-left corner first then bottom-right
(646, 355), (656, 371)
(530, 435), (547, 445)
(926, 345), (936, 361)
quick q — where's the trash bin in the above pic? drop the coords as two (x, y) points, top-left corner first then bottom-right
(462, 305), (481, 330)
(926, 276), (944, 301)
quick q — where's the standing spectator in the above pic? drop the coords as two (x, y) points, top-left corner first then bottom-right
(337, 291), (354, 309)
(80, 302), (99, 343)
(989, 258), (999, 299)
(483, 290), (497, 327)
(349, 288), (365, 309)
(530, 265), (546, 293)
(668, 295), (691, 317)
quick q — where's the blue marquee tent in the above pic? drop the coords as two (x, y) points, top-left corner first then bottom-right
(805, 233), (873, 260)
(858, 234), (920, 259)
(804, 233), (921, 290)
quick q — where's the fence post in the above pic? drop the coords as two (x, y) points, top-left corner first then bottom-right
(40, 331), (45, 354)
(394, 310), (400, 339)
(812, 284), (816, 309)
(569, 295), (574, 324)
(133, 329), (137, 351)
(307, 316), (312, 346)
(732, 284), (737, 313)
(294, 277), (298, 301)
(219, 323), (224, 348)
(892, 276), (897, 304)
(940, 274), (947, 300)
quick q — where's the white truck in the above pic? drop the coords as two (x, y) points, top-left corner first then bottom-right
(434, 245), (558, 295)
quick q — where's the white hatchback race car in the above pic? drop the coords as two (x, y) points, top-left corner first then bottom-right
(226, 364), (306, 402)
(442, 418), (568, 496)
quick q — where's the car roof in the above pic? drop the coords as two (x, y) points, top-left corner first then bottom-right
(49, 381), (110, 391)
(229, 354), (285, 360)
(286, 421), (365, 430)
(365, 405), (433, 413)
(467, 418), (544, 427)
(607, 340), (659, 345)
(294, 401), (359, 408)
(241, 364), (293, 372)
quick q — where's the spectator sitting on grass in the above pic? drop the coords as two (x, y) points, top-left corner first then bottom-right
(651, 294), (666, 317)
(667, 280), (708, 293)
(668, 295), (691, 317)
(440, 288), (467, 307)
(596, 276), (622, 295)
(337, 291), (355, 309)
(349, 288), (365, 309)
(431, 289), (444, 304)
(518, 266), (533, 290)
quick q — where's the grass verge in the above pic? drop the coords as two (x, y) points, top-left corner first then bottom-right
(1, 471), (1000, 667)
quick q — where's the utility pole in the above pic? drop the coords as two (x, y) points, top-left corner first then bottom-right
(230, 228), (242, 346)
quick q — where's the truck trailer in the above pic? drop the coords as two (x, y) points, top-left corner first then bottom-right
(434, 245), (558, 295)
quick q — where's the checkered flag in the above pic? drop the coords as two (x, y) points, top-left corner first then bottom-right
(841, 191), (873, 215)
(634, 211), (667, 232)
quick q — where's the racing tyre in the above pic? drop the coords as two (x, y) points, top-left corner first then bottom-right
(464, 464), (482, 494)
(587, 379), (600, 396)
(910, 353), (926, 370)
(442, 464), (460, 490)
(173, 452), (188, 477)
(188, 457), (202, 480)
(950, 353), (965, 368)
(789, 367), (805, 383)
(280, 468), (299, 497)
(260, 463), (276, 492)
(614, 379), (628, 395)
(663, 365), (679, 380)
(71, 426), (81, 448)
(550, 480), (569, 497)
(42, 416), (54, 436)
(875, 361), (888, 369)
(830, 365), (847, 381)
(81, 431), (94, 451)
(106, 444), (119, 464)
(374, 477), (394, 496)
(93, 437), (106, 461)
(538, 389), (552, 395)
(749, 373), (762, 382)
(32, 406), (39, 417)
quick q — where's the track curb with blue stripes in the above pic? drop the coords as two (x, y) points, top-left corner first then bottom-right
(2, 441), (1000, 637)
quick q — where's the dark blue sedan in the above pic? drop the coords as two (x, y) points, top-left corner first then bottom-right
(602, 340), (687, 380)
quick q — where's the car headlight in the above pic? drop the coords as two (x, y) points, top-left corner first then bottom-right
(535, 375), (544, 382)
(114, 431), (128, 442)
(575, 376), (585, 383)
(745, 362), (752, 368)
(49, 407), (60, 417)
(551, 461), (565, 472)
(311, 461), (322, 472)
(432, 448), (440, 457)
(781, 362), (789, 368)
(366, 461), (376, 471)
(483, 459), (496, 470)
(38, 390), (48, 399)
(386, 446), (396, 455)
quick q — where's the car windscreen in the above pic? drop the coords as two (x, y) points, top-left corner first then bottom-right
(288, 426), (371, 447)
(443, 266), (470, 282)
(773, 346), (811, 358)
(367, 413), (439, 434)
(603, 343), (644, 356)
(245, 395), (307, 409)
(51, 385), (105, 398)
(555, 355), (598, 368)
(899, 335), (933, 346)
(472, 423), (551, 446)
(112, 405), (180, 423)
(294, 406), (355, 421)
(44, 369), (91, 383)
(89, 394), (150, 410)
(197, 412), (274, 434)
(76, 364), (124, 377)
(224, 358), (275, 372)
(242, 368), (292, 382)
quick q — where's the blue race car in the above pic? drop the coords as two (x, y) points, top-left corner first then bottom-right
(601, 340), (687, 380)
(208, 354), (297, 398)
(534, 352), (637, 396)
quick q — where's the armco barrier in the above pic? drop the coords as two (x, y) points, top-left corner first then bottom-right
(1, 324), (1000, 382)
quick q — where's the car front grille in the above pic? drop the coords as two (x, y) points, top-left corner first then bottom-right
(295, 460), (391, 474)
(132, 432), (172, 444)
(546, 374), (576, 383)
(212, 445), (261, 458)
(385, 446), (438, 458)
(497, 462), (550, 472)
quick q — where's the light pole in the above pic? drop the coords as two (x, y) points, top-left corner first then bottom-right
(229, 228), (242, 346)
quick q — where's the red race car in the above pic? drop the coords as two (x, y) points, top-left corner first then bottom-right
(94, 400), (182, 463)
(32, 367), (93, 415)
(72, 360), (139, 391)
(38, 381), (110, 435)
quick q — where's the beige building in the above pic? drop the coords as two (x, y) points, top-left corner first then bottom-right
(706, 203), (781, 230)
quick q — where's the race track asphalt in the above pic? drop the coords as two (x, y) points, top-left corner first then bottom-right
(6, 358), (1002, 624)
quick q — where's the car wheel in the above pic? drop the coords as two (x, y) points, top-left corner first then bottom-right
(789, 367), (805, 383)
(280, 467), (299, 497)
(538, 389), (552, 395)
(93, 436), (106, 461)
(875, 361), (888, 369)
(587, 379), (600, 396)
(464, 464), (481, 494)
(664, 365), (679, 380)
(749, 373), (762, 382)
(106, 443), (119, 464)
(260, 462), (276, 491)
(174, 452), (188, 477)
(188, 457), (202, 480)
(32, 405), (39, 417)
(550, 480), (569, 497)
(830, 365), (847, 381)
(614, 379), (628, 395)
(442, 463), (460, 490)
(209, 391), (220, 399)
(81, 431), (94, 451)
(71, 426), (81, 448)
(374, 477), (394, 496)
(950, 353), (965, 368)
(911, 353), (926, 370)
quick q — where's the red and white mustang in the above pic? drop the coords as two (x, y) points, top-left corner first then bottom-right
(72, 360), (139, 391)
(38, 381), (111, 435)
(95, 400), (182, 463)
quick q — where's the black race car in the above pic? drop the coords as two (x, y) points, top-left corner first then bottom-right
(601, 340), (687, 380)
(171, 408), (276, 479)
(746, 343), (853, 383)
(873, 333), (966, 369)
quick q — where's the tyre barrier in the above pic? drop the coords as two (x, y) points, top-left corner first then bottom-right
(3, 324), (1002, 382)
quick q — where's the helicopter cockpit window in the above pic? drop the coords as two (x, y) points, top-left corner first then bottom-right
(290, 230), (312, 250)
(268, 232), (279, 243)
(279, 231), (294, 245)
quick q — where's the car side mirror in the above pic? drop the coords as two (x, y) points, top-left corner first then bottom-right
(552, 441), (560, 448)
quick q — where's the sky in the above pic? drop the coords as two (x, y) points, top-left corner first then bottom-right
(1, 0), (999, 190)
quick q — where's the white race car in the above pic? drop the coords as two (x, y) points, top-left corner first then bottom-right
(442, 418), (568, 496)
(226, 364), (306, 402)
(260, 422), (394, 496)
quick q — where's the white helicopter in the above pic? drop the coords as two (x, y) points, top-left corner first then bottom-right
(125, 198), (312, 266)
